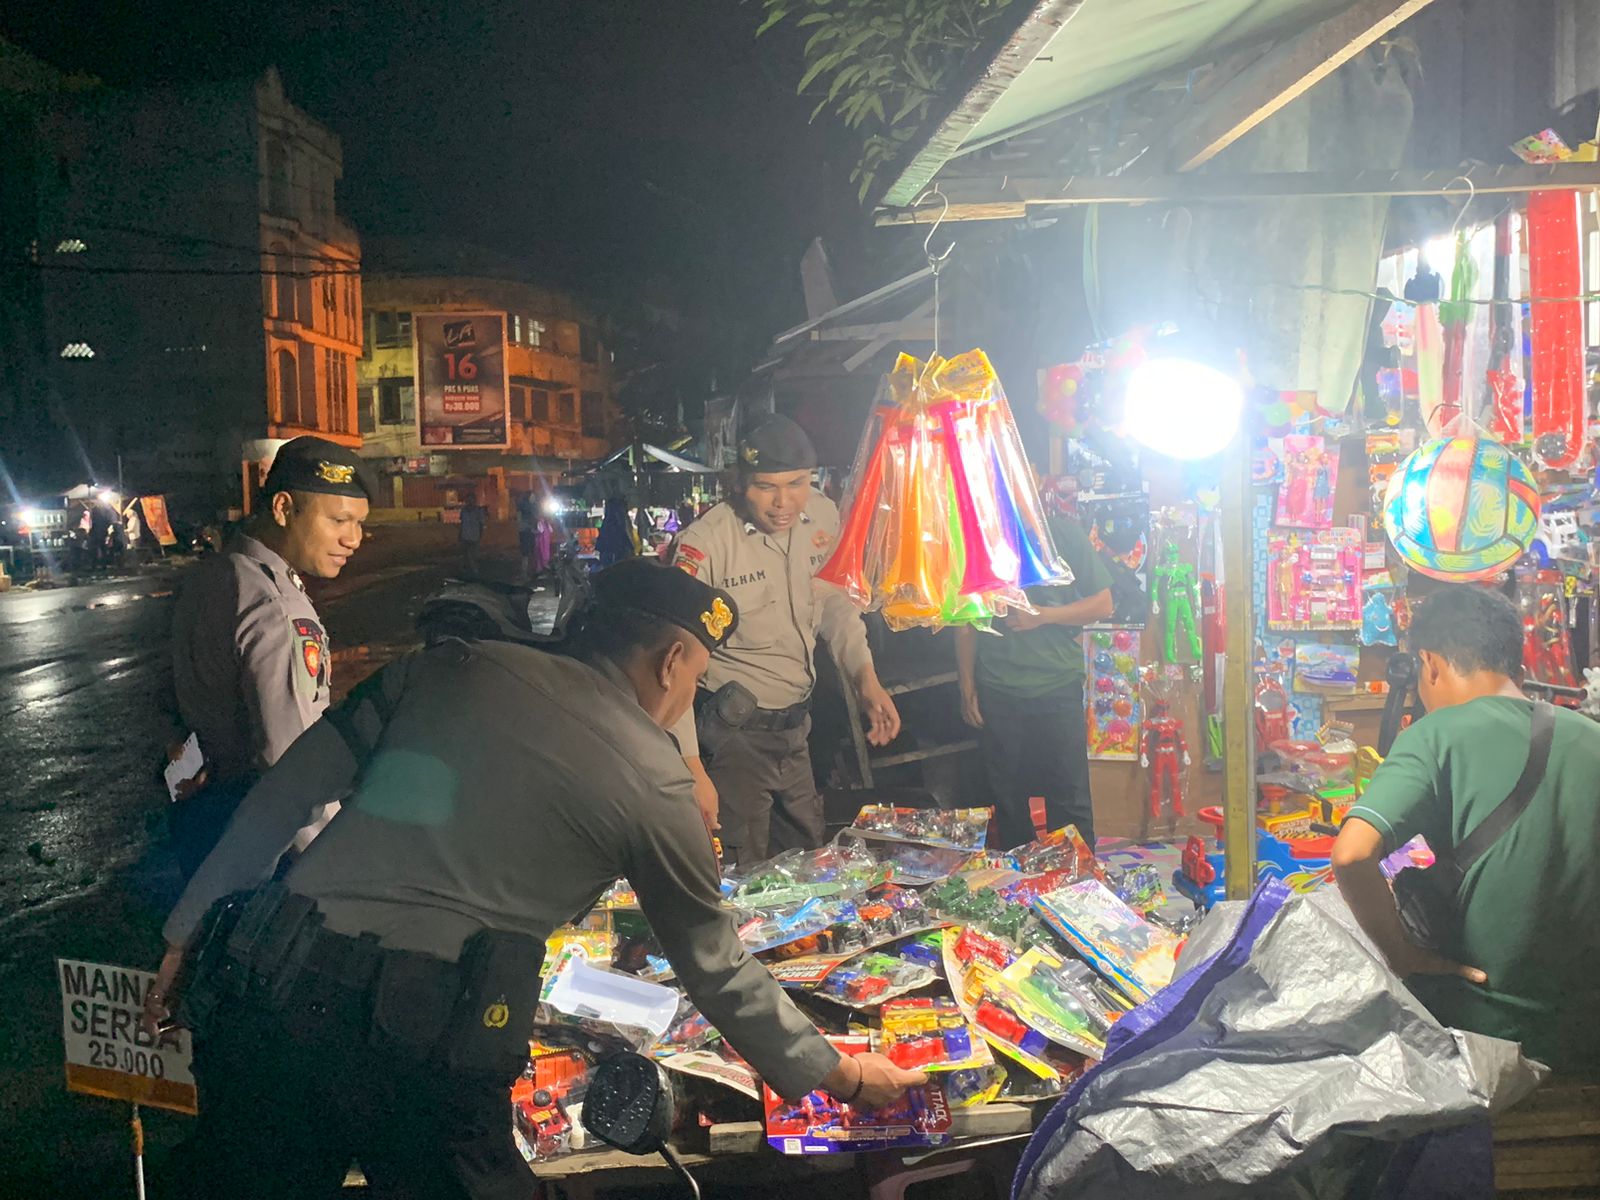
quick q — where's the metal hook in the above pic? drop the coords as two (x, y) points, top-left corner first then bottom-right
(916, 187), (955, 273)
(1445, 174), (1476, 239)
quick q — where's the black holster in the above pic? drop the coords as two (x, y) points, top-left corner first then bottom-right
(440, 928), (545, 1079)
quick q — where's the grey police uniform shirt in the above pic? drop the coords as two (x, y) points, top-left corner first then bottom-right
(161, 639), (840, 1101)
(668, 491), (873, 759)
(171, 535), (331, 782)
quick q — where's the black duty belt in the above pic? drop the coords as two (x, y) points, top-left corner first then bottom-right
(740, 699), (811, 732)
(697, 689), (810, 733)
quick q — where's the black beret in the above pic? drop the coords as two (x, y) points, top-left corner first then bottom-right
(592, 558), (738, 653)
(261, 436), (378, 503)
(738, 415), (817, 473)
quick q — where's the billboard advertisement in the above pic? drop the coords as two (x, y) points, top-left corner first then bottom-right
(415, 312), (510, 449)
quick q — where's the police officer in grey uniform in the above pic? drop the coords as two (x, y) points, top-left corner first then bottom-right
(146, 560), (923, 1200)
(169, 436), (373, 879)
(670, 415), (901, 867)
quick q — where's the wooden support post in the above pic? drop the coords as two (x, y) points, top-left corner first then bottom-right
(1220, 420), (1257, 900)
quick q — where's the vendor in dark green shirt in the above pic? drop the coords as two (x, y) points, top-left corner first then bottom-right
(956, 514), (1114, 848)
(1333, 585), (1600, 1073)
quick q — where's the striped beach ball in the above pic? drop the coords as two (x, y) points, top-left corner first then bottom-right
(1383, 437), (1539, 581)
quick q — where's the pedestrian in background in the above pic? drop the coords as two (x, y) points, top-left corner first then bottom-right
(596, 495), (634, 568)
(124, 501), (145, 566)
(168, 436), (374, 879)
(458, 491), (488, 579)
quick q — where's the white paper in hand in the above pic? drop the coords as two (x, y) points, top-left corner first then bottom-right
(164, 734), (204, 803)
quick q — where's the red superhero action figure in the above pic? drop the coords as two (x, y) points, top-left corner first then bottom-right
(1254, 670), (1292, 748)
(1522, 592), (1577, 687)
(1140, 699), (1190, 820)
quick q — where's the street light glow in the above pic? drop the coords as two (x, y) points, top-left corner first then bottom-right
(1124, 358), (1244, 461)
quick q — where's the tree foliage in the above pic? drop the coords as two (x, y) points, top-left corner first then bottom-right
(756, 0), (1018, 201)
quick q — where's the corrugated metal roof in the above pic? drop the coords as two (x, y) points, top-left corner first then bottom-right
(881, 0), (1366, 208)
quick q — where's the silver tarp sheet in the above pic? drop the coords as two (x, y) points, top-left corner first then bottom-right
(1015, 889), (1548, 1199)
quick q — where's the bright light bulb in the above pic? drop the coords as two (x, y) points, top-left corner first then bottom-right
(98, 489), (116, 504)
(1423, 236), (1455, 276)
(1123, 358), (1244, 461)
(20, 509), (40, 527)
(542, 498), (563, 516)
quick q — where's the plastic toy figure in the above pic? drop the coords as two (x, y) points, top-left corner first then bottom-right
(1139, 699), (1189, 820)
(1361, 588), (1396, 646)
(1151, 542), (1201, 662)
(1254, 671), (1291, 748)
(1522, 591), (1576, 686)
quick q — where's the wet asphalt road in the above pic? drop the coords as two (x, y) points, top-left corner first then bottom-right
(0, 525), (483, 1198)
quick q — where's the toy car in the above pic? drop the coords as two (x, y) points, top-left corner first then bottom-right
(512, 1085), (572, 1160)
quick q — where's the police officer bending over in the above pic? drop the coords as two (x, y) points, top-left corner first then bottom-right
(168, 436), (374, 878)
(146, 559), (924, 1200)
(671, 415), (901, 866)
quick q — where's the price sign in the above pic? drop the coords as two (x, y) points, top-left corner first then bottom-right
(415, 312), (510, 449)
(58, 958), (197, 1115)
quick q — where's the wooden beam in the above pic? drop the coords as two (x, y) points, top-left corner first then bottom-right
(875, 163), (1600, 225)
(1163, 0), (1442, 172)
(811, 319), (937, 342)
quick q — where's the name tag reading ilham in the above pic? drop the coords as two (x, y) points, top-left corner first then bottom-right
(58, 958), (197, 1115)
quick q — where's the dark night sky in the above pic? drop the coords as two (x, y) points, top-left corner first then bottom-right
(1, 0), (895, 388)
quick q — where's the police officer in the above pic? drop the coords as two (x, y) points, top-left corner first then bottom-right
(168, 436), (374, 879)
(146, 560), (923, 1200)
(670, 416), (901, 867)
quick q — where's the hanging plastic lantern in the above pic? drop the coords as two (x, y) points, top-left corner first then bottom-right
(1526, 189), (1586, 468)
(1383, 436), (1540, 581)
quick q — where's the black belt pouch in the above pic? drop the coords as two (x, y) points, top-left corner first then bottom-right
(441, 928), (545, 1079)
(370, 949), (459, 1064)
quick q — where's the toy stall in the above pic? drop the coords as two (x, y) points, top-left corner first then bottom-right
(513, 174), (1600, 1194)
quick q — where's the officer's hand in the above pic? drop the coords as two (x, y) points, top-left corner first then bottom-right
(141, 944), (186, 1040)
(685, 757), (719, 833)
(857, 677), (902, 747)
(821, 1051), (927, 1109)
(960, 688), (984, 729)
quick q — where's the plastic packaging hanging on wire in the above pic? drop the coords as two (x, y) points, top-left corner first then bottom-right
(818, 349), (1063, 630)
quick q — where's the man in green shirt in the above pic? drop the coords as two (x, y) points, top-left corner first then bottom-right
(1333, 585), (1600, 1073)
(957, 514), (1114, 848)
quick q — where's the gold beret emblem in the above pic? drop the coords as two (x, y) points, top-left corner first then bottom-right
(701, 597), (733, 641)
(315, 460), (356, 485)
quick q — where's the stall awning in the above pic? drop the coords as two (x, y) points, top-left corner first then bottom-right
(589, 444), (718, 474)
(879, 0), (1412, 208)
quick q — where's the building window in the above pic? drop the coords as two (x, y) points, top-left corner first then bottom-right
(529, 389), (549, 422)
(276, 348), (301, 426)
(377, 378), (415, 425)
(270, 242), (298, 323)
(557, 393), (576, 426)
(509, 385), (528, 421)
(358, 384), (375, 434)
(266, 142), (292, 216)
(528, 318), (545, 348)
(581, 391), (604, 438)
(325, 349), (351, 434)
(373, 310), (412, 347)
(511, 314), (522, 344)
(579, 324), (599, 364)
